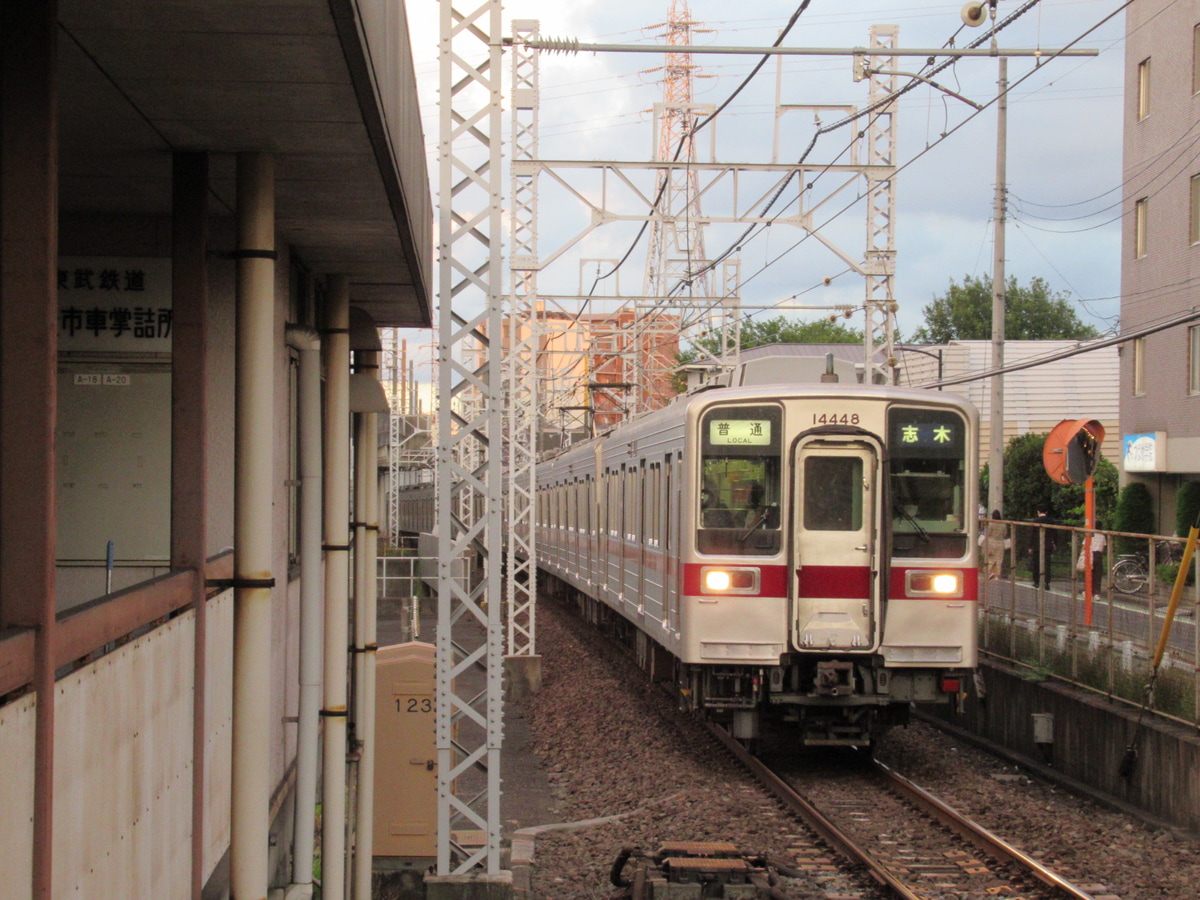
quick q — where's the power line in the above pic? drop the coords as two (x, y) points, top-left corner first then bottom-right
(690, 0), (1131, 310)
(926, 305), (1200, 390)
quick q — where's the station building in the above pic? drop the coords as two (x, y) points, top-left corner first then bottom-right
(1, 3), (431, 899)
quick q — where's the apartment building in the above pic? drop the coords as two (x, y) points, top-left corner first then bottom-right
(1120, 0), (1200, 530)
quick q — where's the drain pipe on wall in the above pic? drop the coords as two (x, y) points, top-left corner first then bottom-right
(320, 278), (352, 900)
(284, 325), (322, 900)
(231, 151), (275, 900)
(351, 349), (386, 900)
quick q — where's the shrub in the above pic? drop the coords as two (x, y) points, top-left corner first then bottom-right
(1175, 481), (1200, 536)
(1113, 481), (1155, 554)
(1051, 456), (1118, 527)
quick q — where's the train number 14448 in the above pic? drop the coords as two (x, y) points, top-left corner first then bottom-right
(812, 412), (860, 425)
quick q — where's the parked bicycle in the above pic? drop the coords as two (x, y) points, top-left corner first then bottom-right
(1109, 539), (1184, 595)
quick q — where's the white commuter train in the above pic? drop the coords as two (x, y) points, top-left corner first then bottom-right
(536, 360), (979, 746)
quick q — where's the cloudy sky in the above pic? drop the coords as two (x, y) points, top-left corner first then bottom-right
(398, 0), (1127, 372)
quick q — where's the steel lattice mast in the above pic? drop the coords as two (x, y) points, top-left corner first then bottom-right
(436, 0), (504, 876)
(861, 25), (899, 384)
(638, 0), (729, 415)
(384, 327), (401, 540)
(506, 19), (540, 659)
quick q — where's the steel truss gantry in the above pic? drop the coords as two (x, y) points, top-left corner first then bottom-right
(860, 25), (900, 384)
(637, 0), (731, 418)
(436, 0), (503, 876)
(383, 330), (433, 540)
(430, 4), (902, 877)
(506, 19), (540, 659)
(515, 35), (901, 415)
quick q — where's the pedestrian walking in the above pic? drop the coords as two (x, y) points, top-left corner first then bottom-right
(1025, 506), (1056, 590)
(984, 510), (1007, 580)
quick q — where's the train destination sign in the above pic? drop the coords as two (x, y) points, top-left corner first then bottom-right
(709, 419), (771, 446)
(888, 411), (964, 457)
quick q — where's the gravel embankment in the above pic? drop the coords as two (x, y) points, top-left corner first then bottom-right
(522, 598), (1199, 899)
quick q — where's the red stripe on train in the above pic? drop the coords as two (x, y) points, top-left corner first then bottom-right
(795, 565), (871, 599)
(888, 565), (979, 600)
(682, 563), (789, 598)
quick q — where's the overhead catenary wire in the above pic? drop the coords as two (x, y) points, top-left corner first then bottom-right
(581, 0), (812, 300)
(689, 0), (1131, 315)
(660, 0), (1055, 299)
(923, 303), (1200, 389)
(535, 0), (1132, 410)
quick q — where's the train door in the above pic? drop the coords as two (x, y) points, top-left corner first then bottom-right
(662, 453), (679, 632)
(791, 438), (881, 652)
(636, 459), (647, 615)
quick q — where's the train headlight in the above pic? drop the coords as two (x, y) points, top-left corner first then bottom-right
(704, 569), (732, 592)
(699, 566), (760, 595)
(905, 570), (963, 597)
(932, 573), (959, 594)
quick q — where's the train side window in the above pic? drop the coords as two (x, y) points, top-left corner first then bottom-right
(663, 457), (672, 553)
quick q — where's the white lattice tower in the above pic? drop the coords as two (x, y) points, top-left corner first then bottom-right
(640, 0), (730, 412)
(861, 24), (899, 384)
(384, 327), (401, 541)
(506, 19), (539, 658)
(436, 0), (504, 875)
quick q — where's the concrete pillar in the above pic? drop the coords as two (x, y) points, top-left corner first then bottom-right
(231, 151), (276, 900)
(0, 5), (59, 899)
(171, 150), (210, 900)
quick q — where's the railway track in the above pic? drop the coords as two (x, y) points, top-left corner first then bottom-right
(706, 720), (1117, 900)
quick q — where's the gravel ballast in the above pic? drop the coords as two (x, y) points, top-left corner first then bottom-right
(520, 597), (1199, 899)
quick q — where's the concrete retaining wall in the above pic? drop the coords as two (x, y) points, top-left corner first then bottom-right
(936, 660), (1200, 835)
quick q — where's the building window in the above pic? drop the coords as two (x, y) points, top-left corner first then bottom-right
(1138, 57), (1151, 120)
(1191, 327), (1200, 395)
(1194, 25), (1200, 94)
(1135, 197), (1148, 258)
(1192, 175), (1200, 244)
(1133, 337), (1146, 396)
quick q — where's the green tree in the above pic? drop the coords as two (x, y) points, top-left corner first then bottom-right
(911, 274), (1100, 344)
(980, 432), (1116, 526)
(674, 315), (865, 391)
(1051, 457), (1118, 527)
(691, 314), (863, 357)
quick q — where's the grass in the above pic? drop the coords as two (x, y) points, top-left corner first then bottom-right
(980, 613), (1197, 722)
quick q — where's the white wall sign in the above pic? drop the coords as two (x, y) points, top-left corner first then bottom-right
(73, 374), (133, 386)
(58, 257), (172, 352)
(1123, 432), (1167, 472)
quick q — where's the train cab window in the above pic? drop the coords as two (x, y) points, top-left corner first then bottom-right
(697, 404), (783, 556)
(888, 407), (968, 559)
(803, 456), (863, 531)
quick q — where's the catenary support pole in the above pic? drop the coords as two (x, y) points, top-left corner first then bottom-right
(231, 151), (276, 900)
(988, 57), (1007, 518)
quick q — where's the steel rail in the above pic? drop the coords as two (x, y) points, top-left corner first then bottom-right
(704, 720), (922, 900)
(870, 760), (1098, 900)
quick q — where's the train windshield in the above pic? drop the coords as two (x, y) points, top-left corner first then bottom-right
(888, 406), (969, 559)
(697, 404), (782, 556)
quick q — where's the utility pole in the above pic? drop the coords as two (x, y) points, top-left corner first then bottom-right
(988, 56), (1007, 518)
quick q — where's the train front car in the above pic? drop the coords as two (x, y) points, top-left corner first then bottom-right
(679, 386), (978, 747)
